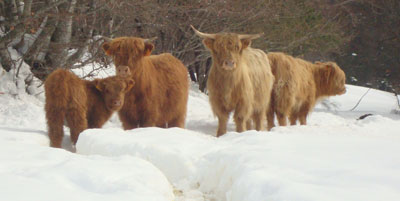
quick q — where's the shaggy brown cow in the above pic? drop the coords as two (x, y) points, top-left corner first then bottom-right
(102, 37), (189, 129)
(266, 52), (346, 129)
(45, 69), (134, 148)
(191, 26), (274, 137)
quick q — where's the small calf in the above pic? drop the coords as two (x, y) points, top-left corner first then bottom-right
(45, 69), (134, 148)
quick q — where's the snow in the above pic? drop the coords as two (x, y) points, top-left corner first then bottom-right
(1, 54), (400, 200)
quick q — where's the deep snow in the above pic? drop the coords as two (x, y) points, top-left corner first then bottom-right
(1, 63), (400, 201)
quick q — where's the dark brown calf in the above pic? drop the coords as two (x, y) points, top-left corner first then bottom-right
(44, 69), (134, 148)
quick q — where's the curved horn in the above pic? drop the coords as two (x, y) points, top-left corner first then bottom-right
(190, 25), (217, 39)
(143, 37), (157, 43)
(102, 36), (112, 42)
(238, 33), (264, 40)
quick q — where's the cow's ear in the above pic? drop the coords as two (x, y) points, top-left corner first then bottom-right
(240, 39), (252, 50)
(102, 42), (112, 55)
(202, 38), (214, 50)
(94, 79), (104, 92)
(324, 64), (335, 84)
(125, 79), (135, 92)
(144, 43), (154, 56)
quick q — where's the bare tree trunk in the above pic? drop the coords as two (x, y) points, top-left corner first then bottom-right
(0, 0), (24, 71)
(46, 0), (77, 68)
(26, 15), (59, 80)
(25, 15), (57, 62)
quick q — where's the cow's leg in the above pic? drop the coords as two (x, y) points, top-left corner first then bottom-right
(253, 111), (265, 131)
(140, 108), (158, 128)
(66, 108), (87, 145)
(246, 120), (252, 130)
(234, 115), (246, 133)
(47, 109), (65, 148)
(299, 114), (308, 125)
(289, 113), (298, 125)
(266, 107), (275, 131)
(168, 115), (186, 128)
(234, 101), (252, 133)
(298, 104), (311, 125)
(118, 111), (138, 130)
(276, 111), (287, 126)
(216, 112), (229, 137)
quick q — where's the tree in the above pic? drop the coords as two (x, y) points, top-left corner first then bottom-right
(319, 0), (400, 92)
(1, 0), (350, 92)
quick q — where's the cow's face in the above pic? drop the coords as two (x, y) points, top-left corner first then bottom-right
(102, 37), (155, 67)
(95, 77), (135, 111)
(203, 34), (249, 71)
(191, 25), (262, 71)
(318, 61), (346, 95)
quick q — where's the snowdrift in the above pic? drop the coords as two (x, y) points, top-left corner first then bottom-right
(1, 54), (400, 200)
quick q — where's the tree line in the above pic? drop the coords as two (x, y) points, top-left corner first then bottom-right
(0, 0), (398, 93)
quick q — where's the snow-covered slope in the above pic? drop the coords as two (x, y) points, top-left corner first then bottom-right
(0, 63), (399, 201)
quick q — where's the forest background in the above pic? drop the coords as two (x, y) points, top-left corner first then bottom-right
(1, 0), (399, 93)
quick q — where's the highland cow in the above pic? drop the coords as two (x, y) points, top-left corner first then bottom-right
(45, 69), (134, 148)
(267, 52), (346, 129)
(191, 26), (274, 137)
(102, 37), (189, 129)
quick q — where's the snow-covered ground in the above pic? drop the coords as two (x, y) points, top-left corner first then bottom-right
(1, 63), (400, 201)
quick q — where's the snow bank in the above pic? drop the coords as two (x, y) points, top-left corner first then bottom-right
(0, 93), (45, 128)
(0, 133), (174, 201)
(76, 114), (400, 201)
(77, 127), (220, 183)
(198, 118), (400, 201)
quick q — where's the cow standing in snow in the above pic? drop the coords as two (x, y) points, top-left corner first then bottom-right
(191, 26), (274, 137)
(267, 52), (346, 129)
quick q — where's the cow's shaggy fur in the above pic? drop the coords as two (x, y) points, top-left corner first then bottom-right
(192, 26), (274, 137)
(45, 69), (134, 148)
(102, 37), (189, 129)
(267, 52), (346, 129)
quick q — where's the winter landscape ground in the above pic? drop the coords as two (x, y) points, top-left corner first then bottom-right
(1, 60), (400, 201)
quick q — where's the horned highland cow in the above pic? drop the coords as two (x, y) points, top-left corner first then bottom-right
(102, 37), (189, 129)
(191, 25), (274, 137)
(266, 52), (346, 129)
(45, 69), (134, 148)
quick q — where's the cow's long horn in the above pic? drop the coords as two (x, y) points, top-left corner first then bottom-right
(190, 25), (217, 39)
(238, 33), (264, 40)
(143, 37), (157, 43)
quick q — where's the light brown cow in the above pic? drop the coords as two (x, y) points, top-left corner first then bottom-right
(192, 26), (274, 137)
(267, 52), (346, 129)
(102, 37), (189, 129)
(45, 69), (134, 148)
